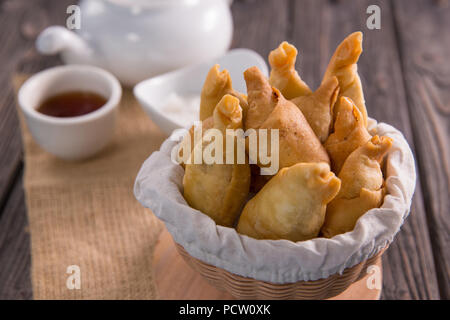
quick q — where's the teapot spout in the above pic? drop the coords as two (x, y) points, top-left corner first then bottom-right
(36, 26), (93, 63)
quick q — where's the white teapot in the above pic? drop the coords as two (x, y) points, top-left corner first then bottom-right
(36, 0), (233, 86)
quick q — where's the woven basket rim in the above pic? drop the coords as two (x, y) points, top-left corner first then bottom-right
(174, 241), (386, 299)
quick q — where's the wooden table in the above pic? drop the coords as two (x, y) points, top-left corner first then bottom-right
(0, 0), (448, 300)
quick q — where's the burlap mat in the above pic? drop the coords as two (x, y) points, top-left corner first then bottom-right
(14, 74), (166, 299)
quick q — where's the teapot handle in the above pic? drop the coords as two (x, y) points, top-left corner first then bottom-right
(36, 26), (91, 56)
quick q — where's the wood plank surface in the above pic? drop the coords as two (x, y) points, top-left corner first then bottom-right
(0, 0), (28, 211)
(0, 172), (32, 300)
(392, 0), (450, 299)
(231, 0), (291, 60)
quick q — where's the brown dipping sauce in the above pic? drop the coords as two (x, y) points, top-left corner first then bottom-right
(37, 91), (107, 118)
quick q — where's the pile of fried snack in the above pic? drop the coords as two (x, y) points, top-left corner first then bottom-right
(181, 32), (393, 241)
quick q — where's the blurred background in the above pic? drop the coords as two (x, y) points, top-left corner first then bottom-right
(0, 0), (448, 300)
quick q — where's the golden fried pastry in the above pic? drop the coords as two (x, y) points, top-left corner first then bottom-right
(291, 76), (340, 142)
(269, 41), (312, 99)
(244, 66), (278, 130)
(237, 163), (341, 241)
(183, 95), (251, 227)
(244, 66), (330, 169)
(321, 135), (393, 238)
(200, 64), (248, 121)
(322, 32), (368, 126)
(324, 96), (372, 173)
(322, 188), (385, 238)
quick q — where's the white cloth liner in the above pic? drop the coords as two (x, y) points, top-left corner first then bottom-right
(134, 119), (416, 283)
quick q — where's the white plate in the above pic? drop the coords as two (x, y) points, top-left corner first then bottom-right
(133, 48), (268, 135)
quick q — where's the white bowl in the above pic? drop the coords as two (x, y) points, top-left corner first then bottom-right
(133, 49), (268, 135)
(18, 65), (122, 160)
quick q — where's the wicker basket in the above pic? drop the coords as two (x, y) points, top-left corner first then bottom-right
(175, 242), (386, 300)
(135, 121), (414, 299)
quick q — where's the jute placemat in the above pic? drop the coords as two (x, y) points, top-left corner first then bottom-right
(14, 74), (166, 299)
